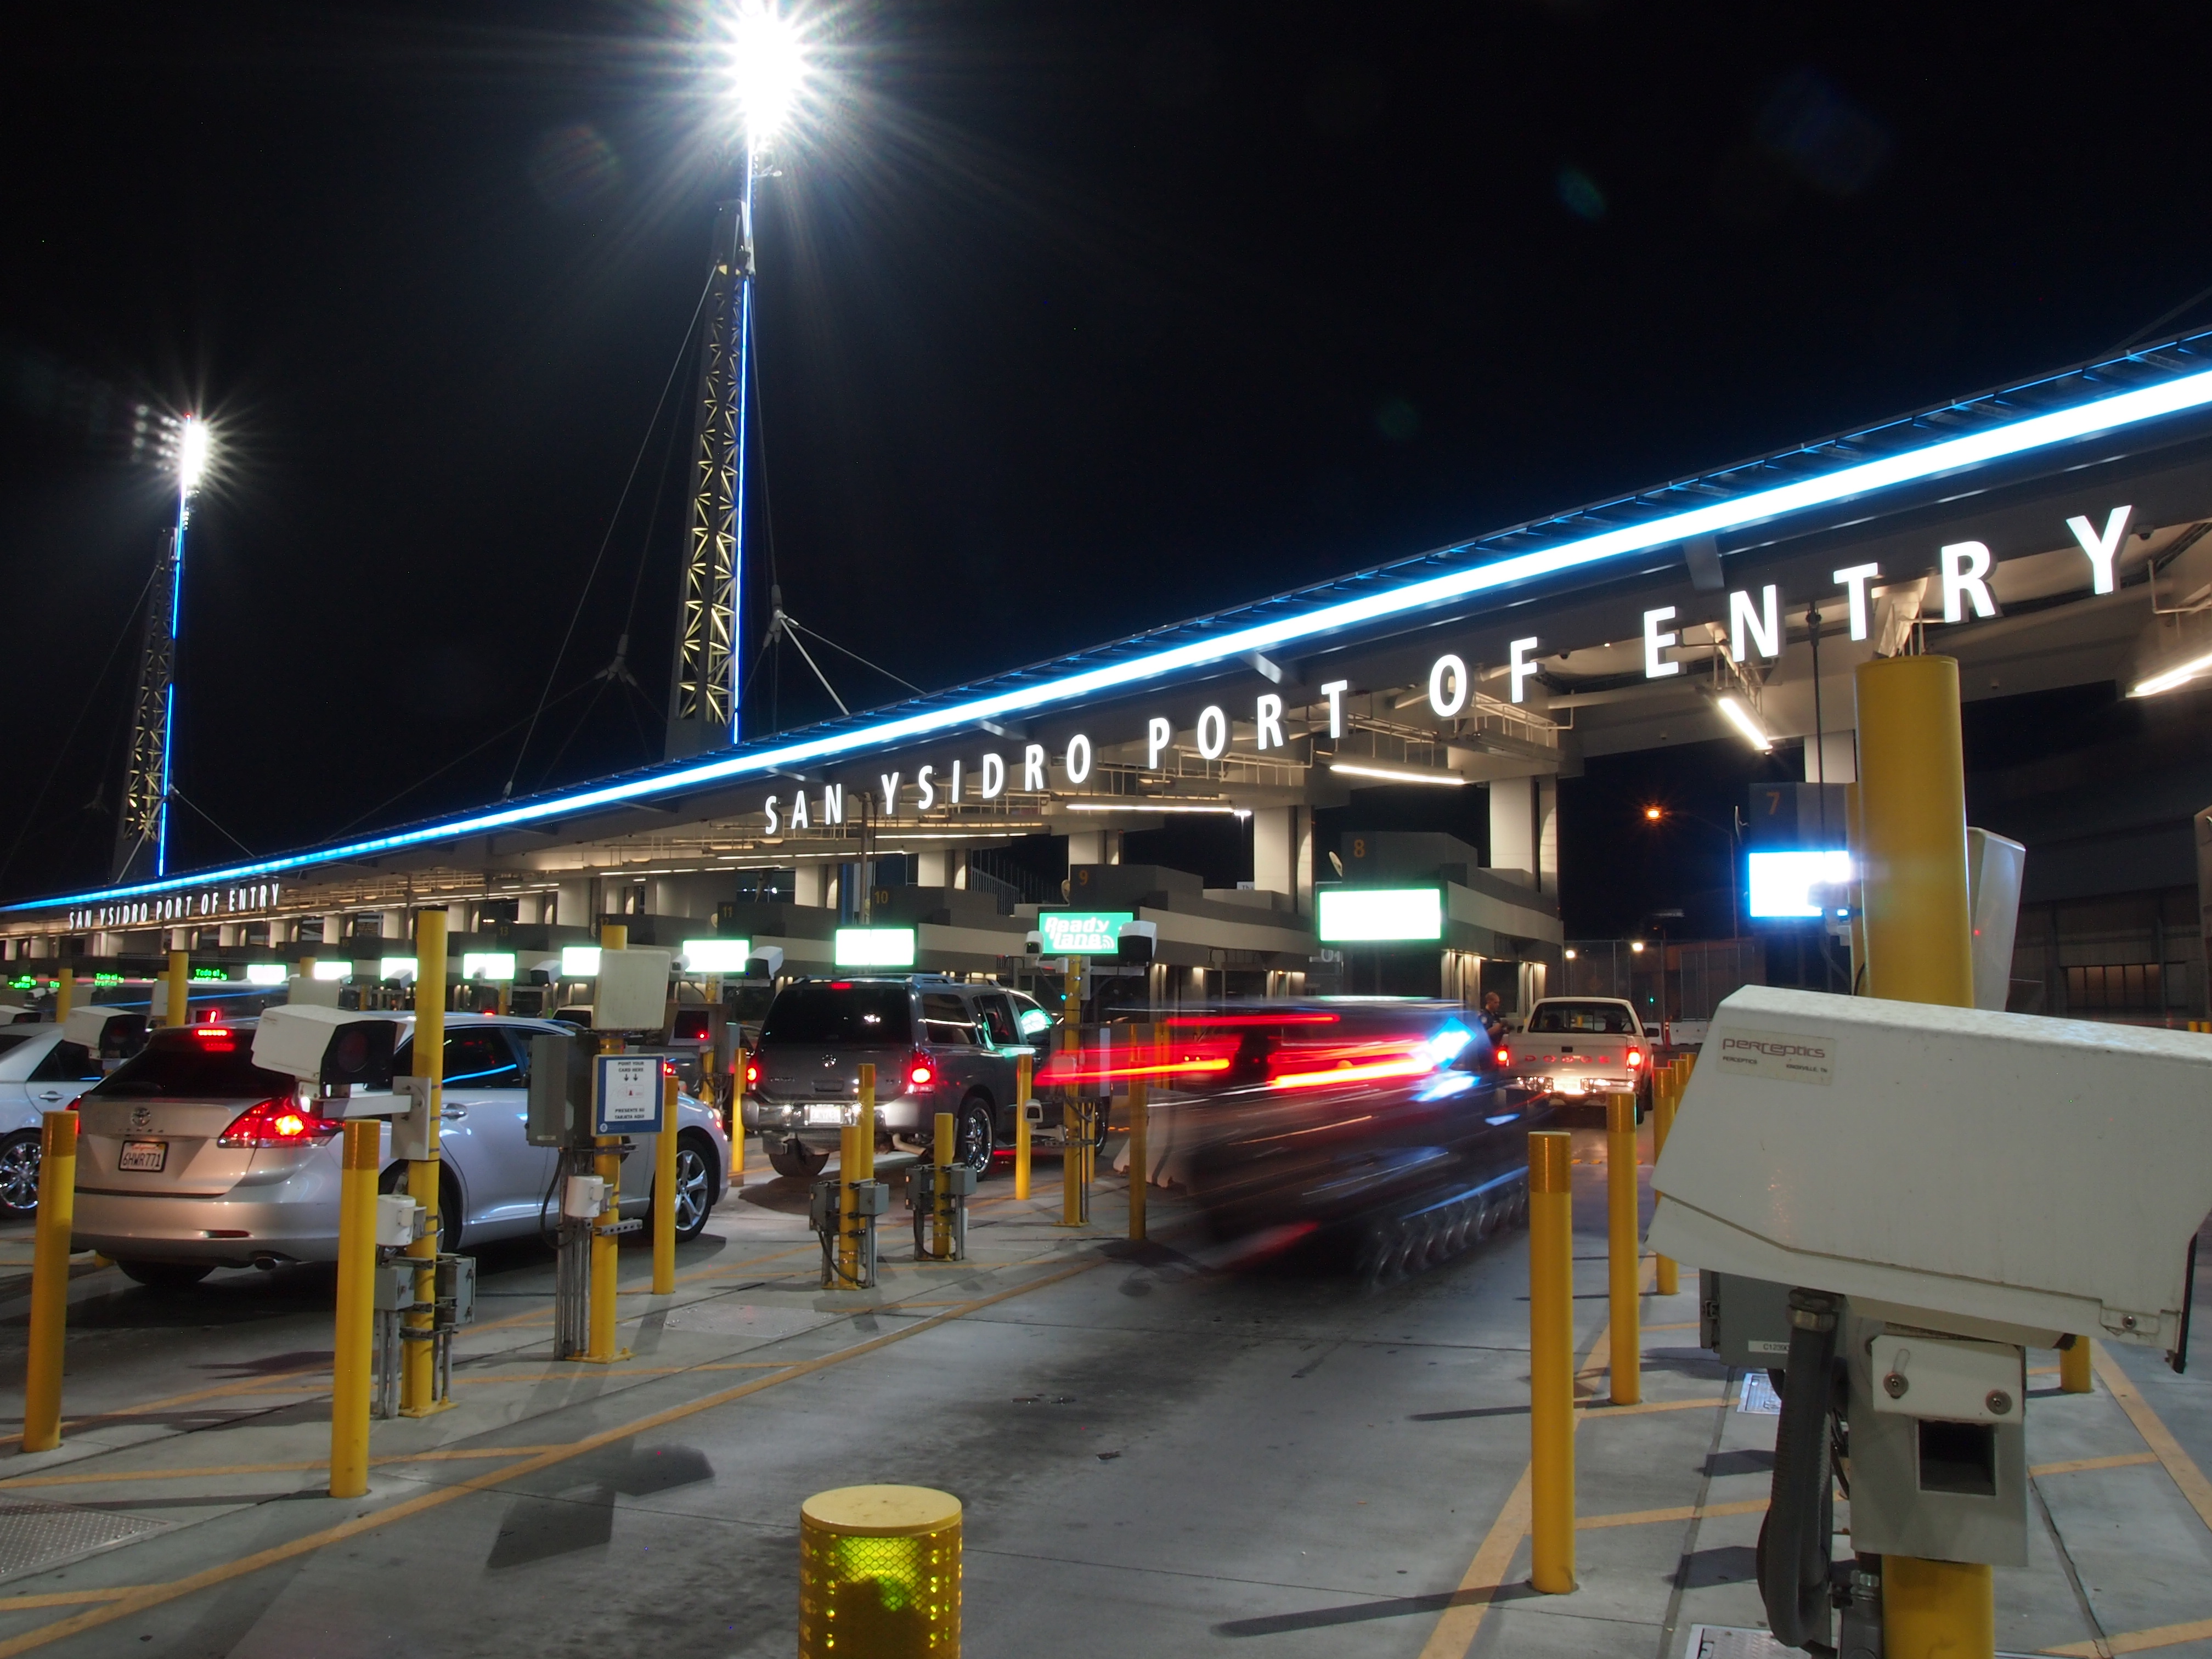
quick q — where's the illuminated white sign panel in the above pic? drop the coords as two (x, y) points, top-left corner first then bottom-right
(1037, 911), (1135, 957)
(560, 945), (602, 977)
(1747, 850), (1854, 920)
(461, 952), (516, 982)
(681, 938), (753, 973)
(244, 964), (287, 986)
(379, 956), (419, 982)
(1316, 888), (1445, 944)
(311, 960), (349, 981)
(834, 927), (917, 968)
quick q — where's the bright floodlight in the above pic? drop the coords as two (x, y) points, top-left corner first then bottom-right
(727, 1), (806, 139)
(176, 416), (211, 493)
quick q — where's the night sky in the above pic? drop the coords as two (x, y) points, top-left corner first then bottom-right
(5, 2), (2208, 934)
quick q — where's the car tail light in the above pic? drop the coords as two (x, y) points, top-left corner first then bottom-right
(191, 1026), (236, 1052)
(744, 1059), (760, 1087)
(1495, 1047), (1511, 1068)
(1627, 1048), (1643, 1069)
(217, 1096), (345, 1149)
(907, 1053), (935, 1090)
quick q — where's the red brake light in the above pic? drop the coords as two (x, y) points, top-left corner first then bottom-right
(744, 1060), (760, 1087)
(907, 1053), (934, 1089)
(217, 1096), (345, 1149)
(1496, 1047), (1511, 1068)
(193, 1026), (232, 1039)
(1627, 1048), (1643, 1068)
(191, 1026), (236, 1052)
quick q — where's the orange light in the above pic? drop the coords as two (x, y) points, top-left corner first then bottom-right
(1644, 806), (1663, 821)
(273, 1113), (308, 1138)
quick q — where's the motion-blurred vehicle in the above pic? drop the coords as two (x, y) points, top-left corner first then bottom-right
(1508, 996), (1650, 1114)
(1049, 1000), (1560, 1243)
(0, 1027), (105, 1216)
(743, 977), (1056, 1180)
(69, 1014), (730, 1286)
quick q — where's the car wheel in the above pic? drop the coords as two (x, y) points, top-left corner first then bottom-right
(659, 1131), (718, 1242)
(115, 1260), (213, 1289)
(953, 1098), (995, 1180)
(768, 1140), (828, 1179)
(380, 1164), (464, 1251)
(0, 1130), (41, 1217)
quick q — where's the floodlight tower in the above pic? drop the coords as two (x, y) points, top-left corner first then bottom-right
(666, 0), (808, 759)
(114, 416), (210, 883)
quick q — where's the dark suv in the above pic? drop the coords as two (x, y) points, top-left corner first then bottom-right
(743, 977), (1054, 1179)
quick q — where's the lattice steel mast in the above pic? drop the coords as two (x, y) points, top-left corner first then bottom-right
(114, 419), (207, 883)
(665, 159), (754, 759)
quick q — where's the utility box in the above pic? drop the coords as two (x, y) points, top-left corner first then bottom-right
(596, 948), (675, 1032)
(1700, 1269), (1795, 1370)
(437, 1254), (477, 1329)
(527, 1029), (595, 1148)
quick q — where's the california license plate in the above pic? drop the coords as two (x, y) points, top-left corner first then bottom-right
(805, 1104), (845, 1127)
(119, 1141), (167, 1172)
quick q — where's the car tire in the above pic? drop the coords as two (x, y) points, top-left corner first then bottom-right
(768, 1140), (828, 1179)
(115, 1260), (213, 1289)
(951, 1097), (995, 1180)
(658, 1130), (718, 1242)
(380, 1164), (464, 1251)
(0, 1130), (41, 1217)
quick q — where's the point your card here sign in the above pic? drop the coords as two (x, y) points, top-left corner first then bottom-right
(1037, 911), (1136, 956)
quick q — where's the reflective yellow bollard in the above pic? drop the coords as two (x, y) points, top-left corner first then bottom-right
(1528, 1129), (1576, 1593)
(1652, 1065), (1679, 1297)
(838, 1064), (877, 1284)
(1606, 1092), (1642, 1406)
(2058, 1337), (2092, 1394)
(1014, 1052), (1032, 1200)
(652, 1069), (678, 1295)
(403, 910), (449, 1413)
(932, 1110), (955, 1260)
(329, 1121), (379, 1497)
(166, 948), (189, 1028)
(52, 965), (73, 1023)
(798, 1485), (961, 1658)
(21, 1110), (78, 1453)
(732, 1045), (748, 1178)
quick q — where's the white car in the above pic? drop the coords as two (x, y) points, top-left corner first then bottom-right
(0, 1026), (105, 1216)
(70, 1014), (731, 1287)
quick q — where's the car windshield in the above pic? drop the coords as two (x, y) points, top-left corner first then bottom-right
(760, 984), (912, 1045)
(87, 1028), (294, 1099)
(1527, 1001), (1638, 1036)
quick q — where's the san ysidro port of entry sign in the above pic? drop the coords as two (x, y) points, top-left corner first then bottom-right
(1037, 911), (1136, 957)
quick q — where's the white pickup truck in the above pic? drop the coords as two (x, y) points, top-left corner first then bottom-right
(1507, 996), (1652, 1117)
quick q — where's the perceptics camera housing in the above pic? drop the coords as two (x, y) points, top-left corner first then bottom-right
(1647, 985), (2212, 1654)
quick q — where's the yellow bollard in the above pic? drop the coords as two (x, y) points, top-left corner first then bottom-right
(166, 947), (189, 1028)
(1014, 1051), (1032, 1201)
(732, 1045), (748, 1178)
(329, 1120), (379, 1497)
(652, 1069), (678, 1295)
(1528, 1128), (1575, 1593)
(588, 1131), (624, 1359)
(1858, 652), (1993, 1656)
(52, 964), (73, 1023)
(402, 910), (448, 1413)
(1127, 1023), (1150, 1242)
(1653, 1066), (1679, 1297)
(932, 1110), (955, 1260)
(2058, 1338), (2092, 1394)
(834, 1064), (878, 1285)
(797, 1485), (961, 1658)
(21, 1110), (78, 1453)
(1607, 1092), (1642, 1406)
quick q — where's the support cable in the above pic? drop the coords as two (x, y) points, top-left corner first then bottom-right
(338, 679), (592, 836)
(504, 268), (716, 799)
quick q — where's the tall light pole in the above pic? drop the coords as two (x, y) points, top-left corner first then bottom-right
(115, 415), (211, 883)
(667, 0), (811, 759)
(1643, 804), (1745, 940)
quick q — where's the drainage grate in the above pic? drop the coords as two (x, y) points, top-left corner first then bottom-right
(0, 1499), (171, 1580)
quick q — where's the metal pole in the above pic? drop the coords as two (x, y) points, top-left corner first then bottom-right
(330, 1120), (378, 1496)
(732, 1042), (748, 1179)
(1607, 1091), (1641, 1406)
(1127, 1023), (1149, 1242)
(932, 1110), (954, 1260)
(2058, 1338), (2092, 1394)
(21, 1110), (78, 1453)
(1855, 652), (1993, 1654)
(652, 1069), (678, 1294)
(1528, 1128), (1575, 1594)
(166, 947), (189, 1028)
(403, 910), (447, 1414)
(1014, 1051), (1032, 1200)
(1653, 1066), (1680, 1297)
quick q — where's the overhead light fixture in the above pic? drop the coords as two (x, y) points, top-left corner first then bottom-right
(1327, 761), (1468, 787)
(1714, 694), (1774, 752)
(1064, 801), (1250, 815)
(2131, 648), (2212, 697)
(244, 964), (286, 986)
(560, 945), (602, 977)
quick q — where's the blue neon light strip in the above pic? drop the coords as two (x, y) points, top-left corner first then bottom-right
(21, 358), (2212, 914)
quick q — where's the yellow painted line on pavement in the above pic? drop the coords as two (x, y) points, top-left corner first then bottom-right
(2091, 1339), (2212, 1536)
(2030, 1452), (2160, 1479)
(1578, 1497), (1769, 1531)
(2045, 1615), (2212, 1656)
(1417, 1255), (1662, 1659)
(0, 1257), (1100, 1658)
(0, 1592), (136, 1613)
